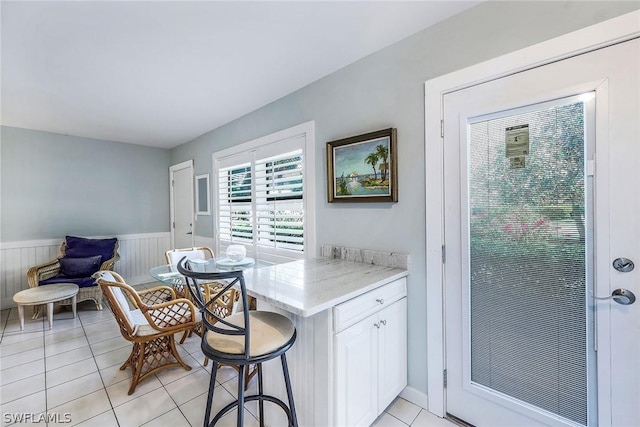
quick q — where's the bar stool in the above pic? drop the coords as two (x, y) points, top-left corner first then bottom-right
(177, 258), (298, 427)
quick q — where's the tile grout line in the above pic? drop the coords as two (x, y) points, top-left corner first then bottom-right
(41, 319), (49, 427)
(81, 296), (197, 427)
(78, 303), (123, 427)
(42, 312), (89, 425)
(39, 309), (118, 425)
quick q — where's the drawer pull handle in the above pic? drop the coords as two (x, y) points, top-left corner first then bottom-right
(374, 322), (381, 328)
(380, 319), (387, 326)
(376, 298), (384, 305)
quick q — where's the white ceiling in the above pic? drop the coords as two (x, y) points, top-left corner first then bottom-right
(1, 1), (480, 149)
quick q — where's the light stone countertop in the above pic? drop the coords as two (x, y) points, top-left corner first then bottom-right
(242, 257), (408, 317)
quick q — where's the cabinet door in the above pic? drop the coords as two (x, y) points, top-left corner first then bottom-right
(335, 313), (378, 427)
(377, 297), (408, 411)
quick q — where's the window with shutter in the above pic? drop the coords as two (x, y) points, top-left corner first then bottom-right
(213, 122), (315, 262)
(218, 164), (252, 243)
(255, 150), (304, 252)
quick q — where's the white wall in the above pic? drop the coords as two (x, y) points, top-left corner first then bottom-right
(1, 126), (171, 241)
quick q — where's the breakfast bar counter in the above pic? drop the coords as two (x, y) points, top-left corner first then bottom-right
(241, 254), (409, 426)
(243, 257), (408, 317)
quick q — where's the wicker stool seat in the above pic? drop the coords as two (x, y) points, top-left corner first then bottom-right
(178, 259), (298, 427)
(13, 284), (79, 330)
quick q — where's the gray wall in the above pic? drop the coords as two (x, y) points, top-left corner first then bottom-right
(1, 126), (171, 241)
(170, 1), (640, 395)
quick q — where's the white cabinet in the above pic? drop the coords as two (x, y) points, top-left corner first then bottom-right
(334, 279), (408, 427)
(377, 299), (408, 409)
(335, 310), (379, 426)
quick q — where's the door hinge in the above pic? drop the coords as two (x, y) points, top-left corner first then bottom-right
(172, 179), (175, 187)
(440, 119), (444, 138)
(442, 245), (446, 264)
(587, 159), (595, 177)
(172, 221), (175, 229)
(443, 369), (447, 388)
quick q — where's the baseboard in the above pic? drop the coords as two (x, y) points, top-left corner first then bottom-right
(400, 386), (428, 410)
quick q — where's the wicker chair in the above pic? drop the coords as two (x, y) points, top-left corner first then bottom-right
(95, 271), (196, 395)
(165, 247), (216, 298)
(26, 236), (120, 317)
(165, 246), (215, 265)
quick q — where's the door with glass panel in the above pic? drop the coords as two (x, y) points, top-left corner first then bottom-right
(443, 39), (639, 426)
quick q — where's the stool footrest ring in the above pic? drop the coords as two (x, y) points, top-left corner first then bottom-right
(209, 394), (294, 427)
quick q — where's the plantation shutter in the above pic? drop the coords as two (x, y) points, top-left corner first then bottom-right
(254, 149), (304, 252)
(216, 135), (306, 257)
(218, 154), (253, 243)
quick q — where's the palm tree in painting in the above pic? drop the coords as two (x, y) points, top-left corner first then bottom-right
(376, 144), (389, 182)
(364, 152), (379, 181)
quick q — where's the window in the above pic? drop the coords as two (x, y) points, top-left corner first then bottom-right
(195, 174), (211, 215)
(213, 122), (315, 262)
(255, 150), (304, 251)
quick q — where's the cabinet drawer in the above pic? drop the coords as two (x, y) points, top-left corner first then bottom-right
(333, 277), (406, 332)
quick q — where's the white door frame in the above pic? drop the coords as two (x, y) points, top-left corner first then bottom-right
(169, 159), (194, 249)
(424, 10), (640, 418)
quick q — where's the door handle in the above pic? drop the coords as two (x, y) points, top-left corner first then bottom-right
(593, 288), (636, 305)
(186, 232), (193, 235)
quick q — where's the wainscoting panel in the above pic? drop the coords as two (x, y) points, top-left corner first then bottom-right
(0, 233), (171, 309)
(115, 233), (171, 286)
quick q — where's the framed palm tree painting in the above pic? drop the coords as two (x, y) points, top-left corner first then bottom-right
(326, 128), (398, 203)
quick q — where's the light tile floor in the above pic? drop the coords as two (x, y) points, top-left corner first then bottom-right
(0, 284), (455, 427)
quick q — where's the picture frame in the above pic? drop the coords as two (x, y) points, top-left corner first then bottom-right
(326, 128), (397, 203)
(195, 174), (211, 215)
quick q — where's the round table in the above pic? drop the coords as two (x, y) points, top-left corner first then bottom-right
(149, 257), (265, 285)
(13, 284), (79, 330)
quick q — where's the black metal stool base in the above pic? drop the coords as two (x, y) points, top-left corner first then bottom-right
(210, 394), (294, 427)
(204, 355), (298, 427)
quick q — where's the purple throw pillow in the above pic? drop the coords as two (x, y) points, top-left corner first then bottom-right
(59, 255), (102, 278)
(65, 236), (117, 262)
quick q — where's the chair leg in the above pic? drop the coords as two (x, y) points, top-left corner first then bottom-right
(281, 353), (298, 427)
(31, 305), (42, 320)
(204, 361), (218, 427)
(123, 336), (191, 396)
(237, 364), (246, 427)
(258, 363), (265, 427)
(128, 342), (146, 395)
(168, 335), (191, 371)
(179, 329), (190, 344)
(244, 363), (257, 390)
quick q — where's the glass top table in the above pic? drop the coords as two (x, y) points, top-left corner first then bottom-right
(149, 258), (269, 285)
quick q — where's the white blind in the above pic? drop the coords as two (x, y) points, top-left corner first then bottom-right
(218, 162), (253, 243)
(217, 143), (305, 254)
(255, 150), (304, 251)
(468, 102), (587, 425)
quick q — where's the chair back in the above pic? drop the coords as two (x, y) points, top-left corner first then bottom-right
(165, 247), (214, 266)
(95, 271), (138, 338)
(177, 257), (251, 361)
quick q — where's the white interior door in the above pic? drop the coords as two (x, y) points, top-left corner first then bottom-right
(170, 160), (194, 249)
(443, 38), (639, 426)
